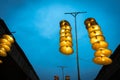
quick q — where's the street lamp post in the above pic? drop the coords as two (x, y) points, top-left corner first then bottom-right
(64, 12), (87, 80)
(57, 66), (67, 80)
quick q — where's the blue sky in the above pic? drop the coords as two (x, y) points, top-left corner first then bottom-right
(0, 0), (120, 80)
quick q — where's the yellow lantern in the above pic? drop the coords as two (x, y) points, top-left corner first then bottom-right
(0, 47), (7, 57)
(60, 20), (70, 26)
(65, 32), (72, 37)
(59, 20), (73, 55)
(84, 18), (97, 28)
(66, 25), (71, 30)
(60, 41), (72, 47)
(0, 38), (11, 47)
(61, 25), (66, 29)
(92, 41), (108, 50)
(0, 44), (10, 52)
(84, 18), (112, 65)
(59, 46), (73, 55)
(89, 30), (103, 38)
(60, 29), (65, 33)
(94, 48), (112, 57)
(65, 29), (71, 33)
(60, 36), (72, 42)
(88, 25), (101, 33)
(0, 60), (3, 64)
(60, 21), (66, 26)
(60, 33), (66, 37)
(93, 56), (112, 65)
(3, 34), (14, 43)
(90, 36), (105, 44)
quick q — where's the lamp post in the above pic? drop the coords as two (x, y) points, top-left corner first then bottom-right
(57, 66), (67, 80)
(64, 12), (87, 80)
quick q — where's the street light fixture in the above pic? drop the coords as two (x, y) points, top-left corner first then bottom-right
(57, 66), (67, 80)
(64, 12), (87, 80)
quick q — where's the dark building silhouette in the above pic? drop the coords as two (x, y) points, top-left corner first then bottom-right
(95, 44), (120, 80)
(0, 19), (40, 80)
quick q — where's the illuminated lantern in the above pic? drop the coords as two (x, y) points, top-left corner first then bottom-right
(0, 44), (10, 52)
(94, 48), (112, 57)
(60, 33), (66, 37)
(84, 18), (112, 65)
(60, 29), (65, 33)
(89, 30), (102, 38)
(84, 18), (97, 28)
(65, 32), (72, 37)
(60, 41), (72, 47)
(0, 60), (3, 64)
(0, 47), (7, 57)
(65, 29), (71, 33)
(92, 41), (108, 50)
(59, 20), (73, 55)
(60, 36), (72, 42)
(0, 39), (11, 47)
(93, 56), (112, 65)
(88, 25), (101, 33)
(90, 36), (105, 44)
(66, 25), (71, 30)
(61, 25), (66, 29)
(60, 46), (73, 55)
(3, 34), (14, 43)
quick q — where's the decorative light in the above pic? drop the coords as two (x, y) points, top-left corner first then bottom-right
(0, 60), (3, 64)
(3, 34), (14, 43)
(84, 18), (112, 65)
(90, 36), (105, 44)
(60, 46), (73, 55)
(0, 47), (7, 57)
(59, 20), (73, 55)
(89, 30), (103, 38)
(94, 48), (112, 57)
(92, 41), (108, 50)
(0, 34), (14, 63)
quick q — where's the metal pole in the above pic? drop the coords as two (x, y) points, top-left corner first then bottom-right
(57, 66), (67, 80)
(64, 12), (87, 80)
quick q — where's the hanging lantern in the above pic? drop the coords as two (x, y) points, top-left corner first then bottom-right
(90, 36), (105, 44)
(0, 38), (11, 47)
(60, 28), (66, 33)
(61, 25), (66, 29)
(3, 34), (14, 43)
(66, 25), (71, 30)
(84, 18), (112, 65)
(65, 32), (72, 37)
(94, 48), (112, 57)
(0, 44), (10, 52)
(88, 25), (101, 33)
(89, 30), (103, 38)
(93, 56), (112, 65)
(59, 46), (73, 55)
(60, 33), (66, 37)
(60, 41), (72, 47)
(60, 36), (72, 42)
(0, 47), (7, 57)
(0, 60), (3, 64)
(59, 20), (73, 55)
(65, 29), (71, 33)
(92, 41), (108, 50)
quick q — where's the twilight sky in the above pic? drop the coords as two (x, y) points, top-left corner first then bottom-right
(0, 0), (120, 80)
